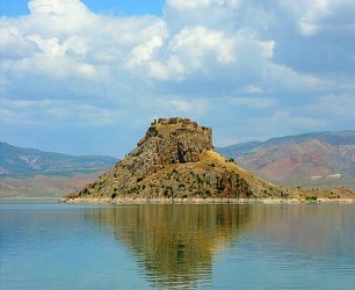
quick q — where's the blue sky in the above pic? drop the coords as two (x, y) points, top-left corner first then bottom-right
(1, 0), (354, 157)
(1, 0), (165, 16)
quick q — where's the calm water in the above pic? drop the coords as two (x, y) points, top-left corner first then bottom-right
(1, 202), (354, 289)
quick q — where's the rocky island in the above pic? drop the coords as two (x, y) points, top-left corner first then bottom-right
(64, 118), (354, 203)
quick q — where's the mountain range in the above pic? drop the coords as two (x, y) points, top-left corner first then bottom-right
(1, 130), (354, 199)
(0, 141), (117, 176)
(0, 142), (117, 198)
(217, 130), (355, 189)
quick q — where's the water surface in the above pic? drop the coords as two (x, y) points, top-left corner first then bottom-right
(1, 202), (354, 289)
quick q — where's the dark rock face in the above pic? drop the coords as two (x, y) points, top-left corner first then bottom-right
(66, 117), (282, 202)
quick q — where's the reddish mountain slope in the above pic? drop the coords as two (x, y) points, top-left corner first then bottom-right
(218, 131), (355, 188)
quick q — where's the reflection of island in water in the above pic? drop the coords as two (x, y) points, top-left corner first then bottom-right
(86, 204), (355, 288)
(87, 204), (252, 288)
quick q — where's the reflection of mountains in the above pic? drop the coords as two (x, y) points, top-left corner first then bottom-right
(87, 204), (252, 288)
(250, 204), (355, 257)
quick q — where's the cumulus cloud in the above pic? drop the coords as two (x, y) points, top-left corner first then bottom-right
(28, 0), (88, 15)
(138, 26), (238, 80)
(0, 0), (354, 155)
(169, 26), (235, 64)
(0, 0), (168, 100)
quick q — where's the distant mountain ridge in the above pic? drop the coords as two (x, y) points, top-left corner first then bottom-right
(262, 130), (355, 146)
(1, 130), (355, 199)
(0, 141), (118, 176)
(217, 131), (355, 188)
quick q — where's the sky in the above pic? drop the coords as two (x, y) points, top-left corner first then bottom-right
(1, 0), (354, 158)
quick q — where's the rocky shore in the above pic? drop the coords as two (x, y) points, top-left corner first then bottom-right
(63, 196), (355, 204)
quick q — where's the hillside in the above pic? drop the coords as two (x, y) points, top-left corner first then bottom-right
(65, 118), (284, 203)
(0, 142), (117, 198)
(217, 131), (355, 189)
(0, 141), (117, 176)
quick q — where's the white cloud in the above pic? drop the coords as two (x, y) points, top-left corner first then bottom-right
(28, 0), (89, 15)
(167, 0), (241, 10)
(127, 35), (164, 67)
(0, 0), (354, 155)
(295, 0), (330, 36)
(278, 0), (355, 36)
(0, 0), (167, 99)
(169, 26), (235, 65)
(0, 25), (37, 59)
(0, 0), (321, 94)
(150, 56), (186, 80)
(167, 0), (211, 9)
(128, 26), (277, 82)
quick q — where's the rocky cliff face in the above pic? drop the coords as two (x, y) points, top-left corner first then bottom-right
(65, 118), (283, 202)
(132, 117), (213, 177)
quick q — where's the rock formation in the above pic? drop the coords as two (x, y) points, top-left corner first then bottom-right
(65, 117), (283, 202)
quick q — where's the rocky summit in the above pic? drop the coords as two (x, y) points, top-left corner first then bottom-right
(65, 118), (283, 203)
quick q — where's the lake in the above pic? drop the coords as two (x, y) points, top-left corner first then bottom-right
(1, 202), (354, 289)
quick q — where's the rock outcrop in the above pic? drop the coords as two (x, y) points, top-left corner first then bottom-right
(65, 118), (283, 202)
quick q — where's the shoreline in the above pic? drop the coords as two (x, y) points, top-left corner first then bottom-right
(63, 196), (355, 204)
(0, 196), (62, 204)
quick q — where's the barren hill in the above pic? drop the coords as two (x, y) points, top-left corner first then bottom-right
(0, 142), (117, 199)
(218, 131), (355, 189)
(65, 118), (283, 203)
